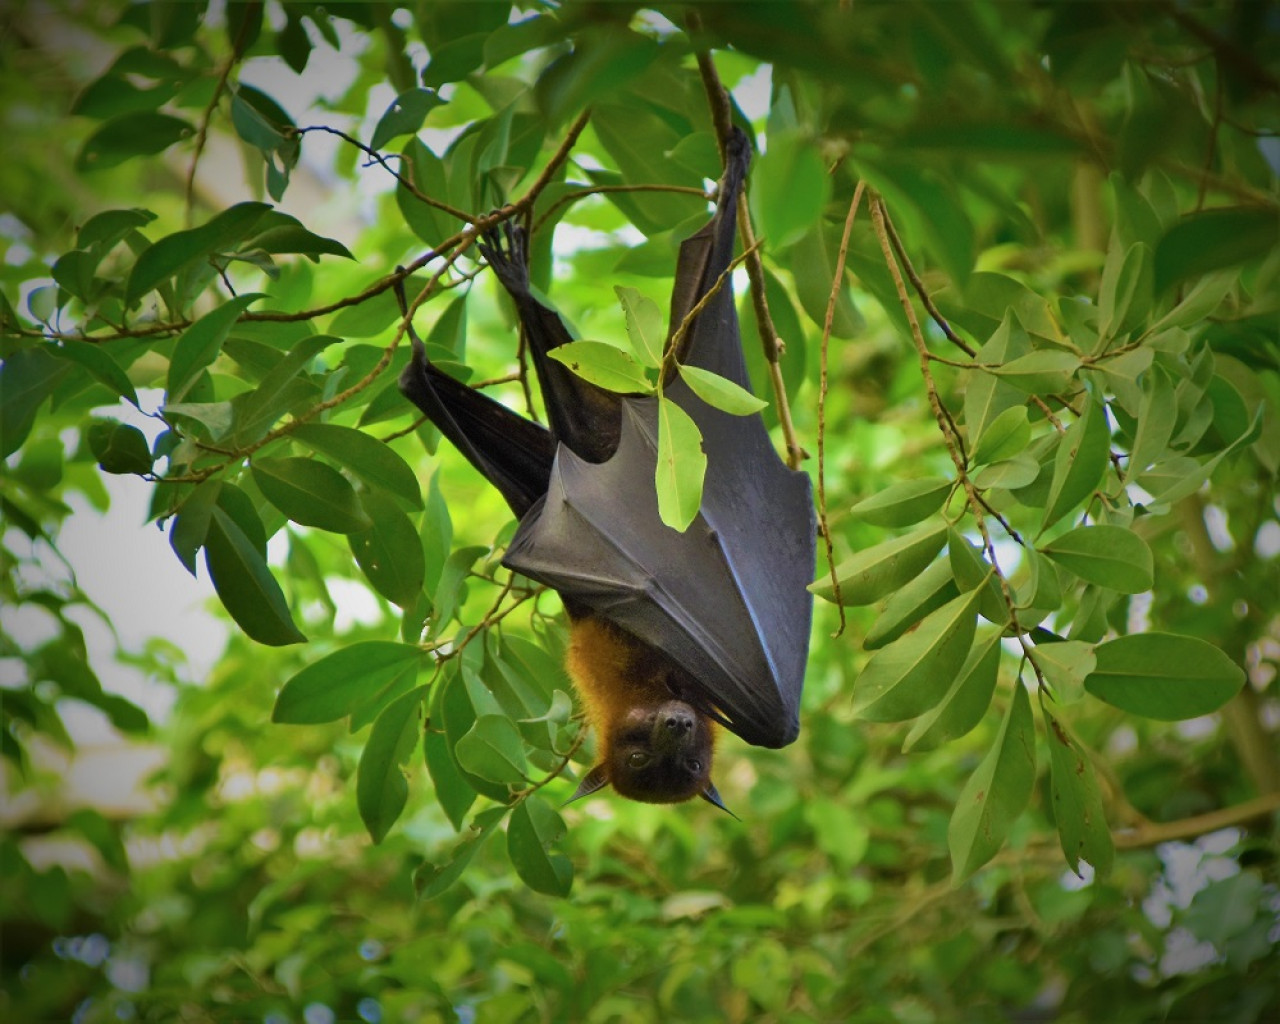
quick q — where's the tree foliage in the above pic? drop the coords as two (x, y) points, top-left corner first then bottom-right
(2, 1), (1278, 1020)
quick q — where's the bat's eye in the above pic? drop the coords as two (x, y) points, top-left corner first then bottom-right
(627, 751), (651, 769)
(687, 759), (702, 773)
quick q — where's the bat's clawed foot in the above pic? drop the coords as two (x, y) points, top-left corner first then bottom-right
(477, 218), (531, 297)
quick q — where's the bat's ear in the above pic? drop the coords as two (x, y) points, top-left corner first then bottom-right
(700, 783), (739, 819)
(565, 764), (611, 805)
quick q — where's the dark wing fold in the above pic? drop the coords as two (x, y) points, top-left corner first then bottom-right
(398, 338), (554, 519)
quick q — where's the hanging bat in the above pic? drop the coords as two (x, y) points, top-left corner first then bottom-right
(399, 129), (815, 810)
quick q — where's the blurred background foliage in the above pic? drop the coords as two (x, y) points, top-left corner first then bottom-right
(1, 1), (1278, 1021)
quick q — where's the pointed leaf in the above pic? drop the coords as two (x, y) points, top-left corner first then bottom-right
(348, 492), (426, 608)
(291, 422), (422, 508)
(903, 629), (1001, 751)
(972, 405), (1030, 466)
(204, 507), (305, 646)
(273, 641), (423, 724)
(678, 365), (767, 415)
(507, 797), (573, 897)
(168, 294), (260, 403)
(655, 396), (705, 532)
(865, 557), (959, 650)
(548, 340), (652, 393)
(948, 682), (1035, 882)
(126, 202), (271, 305)
(850, 477), (951, 528)
(614, 285), (664, 367)
(852, 588), (982, 722)
(252, 456), (372, 533)
(964, 311), (1030, 446)
(358, 686), (427, 843)
(455, 715), (527, 784)
(1042, 701), (1114, 877)
(815, 522), (948, 606)
(991, 349), (1080, 396)
(1041, 395), (1110, 531)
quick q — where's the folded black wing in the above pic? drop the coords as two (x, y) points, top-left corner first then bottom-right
(504, 129), (816, 747)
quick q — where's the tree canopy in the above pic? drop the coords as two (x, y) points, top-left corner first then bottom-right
(2, 1), (1278, 1021)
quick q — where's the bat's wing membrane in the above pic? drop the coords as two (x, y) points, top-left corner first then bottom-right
(507, 398), (814, 748)
(399, 340), (555, 519)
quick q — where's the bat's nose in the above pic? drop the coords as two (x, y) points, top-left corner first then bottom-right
(661, 710), (693, 732)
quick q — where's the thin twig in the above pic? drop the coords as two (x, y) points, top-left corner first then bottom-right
(184, 17), (250, 226)
(817, 183), (865, 634)
(879, 205), (975, 358)
(870, 195), (1045, 690)
(298, 124), (473, 223)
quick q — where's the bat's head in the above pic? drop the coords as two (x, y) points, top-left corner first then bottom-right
(565, 615), (734, 813)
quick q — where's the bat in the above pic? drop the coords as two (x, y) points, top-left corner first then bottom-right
(399, 128), (815, 809)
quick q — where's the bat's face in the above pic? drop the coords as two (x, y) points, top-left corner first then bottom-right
(602, 699), (716, 804)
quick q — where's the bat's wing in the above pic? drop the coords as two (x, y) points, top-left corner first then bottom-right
(505, 129), (816, 747)
(399, 338), (554, 519)
(506, 399), (812, 746)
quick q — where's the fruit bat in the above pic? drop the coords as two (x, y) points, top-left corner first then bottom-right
(399, 128), (815, 809)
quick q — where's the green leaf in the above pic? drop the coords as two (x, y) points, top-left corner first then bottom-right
(1020, 547), (1063, 614)
(851, 588), (982, 722)
(1040, 526), (1153, 594)
(86, 421), (152, 475)
(1154, 206), (1279, 293)
(291, 423), (422, 508)
(614, 285), (664, 368)
(655, 397), (706, 532)
(864, 557), (959, 650)
(1098, 241), (1153, 340)
(678, 365), (767, 416)
(850, 478), (951, 528)
(948, 681), (1035, 883)
(547, 341), (652, 394)
(357, 686), (426, 844)
(750, 131), (830, 248)
(972, 405), (1030, 466)
(348, 491), (426, 608)
(75, 111), (193, 172)
(507, 797), (573, 897)
(947, 529), (1008, 625)
(1127, 366), (1177, 476)
(169, 477), (221, 576)
(972, 453), (1040, 490)
(251, 456), (371, 534)
(52, 341), (139, 407)
(1085, 633), (1245, 720)
(204, 507), (306, 646)
(814, 521), (948, 606)
(370, 88), (444, 150)
(1041, 394), (1110, 532)
(0, 348), (71, 459)
(1042, 701), (1114, 877)
(455, 715), (527, 784)
(903, 629), (1001, 751)
(1149, 271), (1236, 332)
(415, 806), (508, 900)
(168, 294), (261, 403)
(964, 311), (1030, 447)
(126, 202), (271, 306)
(273, 642), (422, 724)
(1032, 639), (1096, 705)
(424, 728), (475, 832)
(991, 349), (1080, 395)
